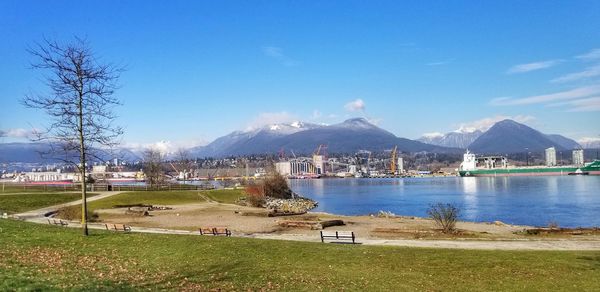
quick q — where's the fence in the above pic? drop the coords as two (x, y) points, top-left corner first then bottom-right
(0, 183), (214, 193)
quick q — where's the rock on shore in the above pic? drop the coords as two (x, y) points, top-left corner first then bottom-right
(265, 197), (318, 214)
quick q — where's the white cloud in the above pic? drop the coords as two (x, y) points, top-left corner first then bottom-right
(0, 128), (36, 139)
(507, 59), (562, 74)
(426, 59), (454, 66)
(576, 48), (600, 61)
(344, 99), (366, 112)
(262, 46), (298, 66)
(551, 64), (600, 83)
(556, 97), (600, 112)
(246, 111), (298, 130)
(455, 115), (536, 133)
(123, 140), (208, 155)
(490, 85), (600, 106)
(579, 137), (600, 143)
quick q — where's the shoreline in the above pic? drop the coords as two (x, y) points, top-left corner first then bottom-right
(88, 201), (600, 249)
(10, 191), (600, 250)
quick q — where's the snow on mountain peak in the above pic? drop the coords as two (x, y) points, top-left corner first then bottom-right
(422, 132), (444, 138)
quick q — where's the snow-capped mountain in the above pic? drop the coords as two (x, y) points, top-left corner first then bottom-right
(419, 120), (581, 153)
(189, 118), (457, 157)
(418, 130), (483, 149)
(578, 138), (600, 149)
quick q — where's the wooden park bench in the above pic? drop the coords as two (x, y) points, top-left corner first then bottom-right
(105, 223), (131, 232)
(320, 230), (356, 244)
(199, 227), (231, 236)
(47, 218), (68, 227)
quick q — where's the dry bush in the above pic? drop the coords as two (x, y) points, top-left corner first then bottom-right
(427, 203), (460, 234)
(244, 184), (264, 197)
(55, 205), (98, 222)
(246, 193), (266, 207)
(244, 184), (266, 207)
(263, 172), (292, 199)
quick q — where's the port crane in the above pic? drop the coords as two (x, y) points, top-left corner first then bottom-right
(390, 146), (398, 174)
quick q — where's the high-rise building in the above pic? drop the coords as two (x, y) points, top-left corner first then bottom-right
(545, 147), (557, 166)
(572, 149), (584, 166)
(397, 157), (404, 173)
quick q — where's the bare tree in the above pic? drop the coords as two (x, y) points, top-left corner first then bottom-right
(143, 148), (165, 188)
(22, 37), (124, 236)
(176, 148), (193, 184)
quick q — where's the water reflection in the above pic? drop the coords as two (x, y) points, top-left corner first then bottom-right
(461, 177), (478, 221)
(290, 176), (600, 227)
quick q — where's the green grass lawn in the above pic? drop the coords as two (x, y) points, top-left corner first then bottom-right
(0, 219), (598, 291)
(203, 188), (245, 204)
(0, 193), (97, 214)
(87, 189), (245, 212)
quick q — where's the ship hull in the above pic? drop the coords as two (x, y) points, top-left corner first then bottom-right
(459, 167), (600, 177)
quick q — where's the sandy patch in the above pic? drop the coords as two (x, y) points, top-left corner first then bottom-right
(92, 201), (593, 242)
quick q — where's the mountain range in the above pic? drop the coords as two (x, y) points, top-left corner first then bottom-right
(418, 119), (582, 153)
(189, 118), (458, 157)
(0, 142), (141, 164)
(0, 118), (590, 164)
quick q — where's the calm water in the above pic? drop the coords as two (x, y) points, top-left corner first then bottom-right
(289, 176), (600, 227)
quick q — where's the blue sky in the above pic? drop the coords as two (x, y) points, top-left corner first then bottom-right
(1, 1), (599, 150)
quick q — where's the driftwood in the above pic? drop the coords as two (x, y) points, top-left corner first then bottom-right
(524, 227), (600, 235)
(320, 220), (345, 228)
(278, 219), (345, 230)
(239, 211), (272, 217)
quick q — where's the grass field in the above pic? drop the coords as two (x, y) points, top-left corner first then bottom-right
(86, 189), (245, 212)
(0, 219), (598, 291)
(0, 193), (98, 214)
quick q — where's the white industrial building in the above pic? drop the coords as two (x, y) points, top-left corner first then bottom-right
(275, 159), (314, 176)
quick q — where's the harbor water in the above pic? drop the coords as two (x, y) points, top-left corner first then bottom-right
(289, 176), (600, 228)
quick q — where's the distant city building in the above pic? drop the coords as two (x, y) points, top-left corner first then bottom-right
(572, 149), (584, 166)
(312, 155), (325, 175)
(545, 147), (557, 166)
(92, 165), (107, 173)
(348, 164), (357, 174)
(275, 162), (291, 176)
(275, 160), (313, 176)
(397, 157), (404, 173)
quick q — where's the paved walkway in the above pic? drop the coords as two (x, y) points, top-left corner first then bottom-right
(14, 191), (124, 219)
(11, 193), (600, 251)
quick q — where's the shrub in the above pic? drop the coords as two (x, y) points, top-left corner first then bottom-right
(55, 205), (98, 222)
(263, 172), (292, 199)
(244, 184), (264, 197)
(246, 193), (266, 207)
(427, 203), (460, 234)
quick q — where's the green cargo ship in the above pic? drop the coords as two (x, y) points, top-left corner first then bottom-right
(458, 151), (600, 177)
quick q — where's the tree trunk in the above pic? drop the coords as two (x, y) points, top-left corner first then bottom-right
(79, 92), (88, 236)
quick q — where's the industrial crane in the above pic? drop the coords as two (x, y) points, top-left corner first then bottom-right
(390, 146), (398, 174)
